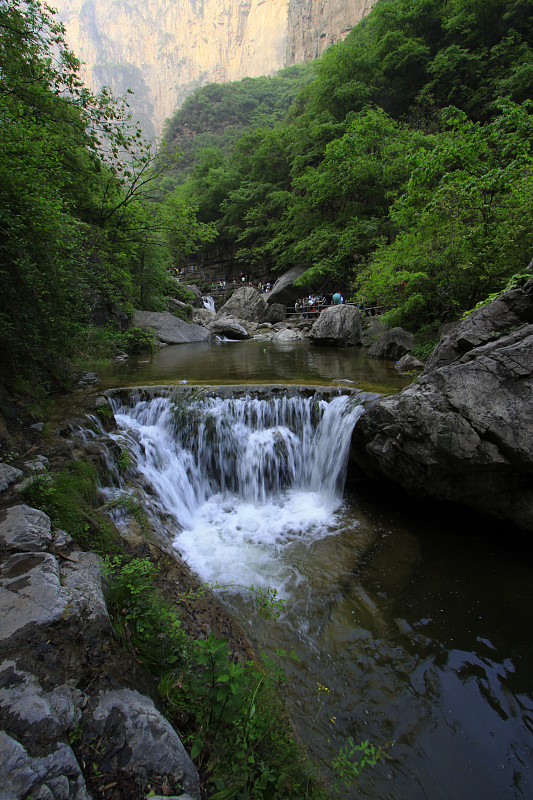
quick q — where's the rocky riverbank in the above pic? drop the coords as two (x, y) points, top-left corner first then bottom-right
(0, 409), (255, 800)
(350, 277), (533, 535)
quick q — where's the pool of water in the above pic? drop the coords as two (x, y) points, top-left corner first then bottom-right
(97, 338), (410, 394)
(99, 338), (533, 800)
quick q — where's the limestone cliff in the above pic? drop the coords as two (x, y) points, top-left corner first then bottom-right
(53, 0), (376, 139)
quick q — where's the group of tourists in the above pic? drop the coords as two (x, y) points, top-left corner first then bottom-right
(293, 292), (344, 318)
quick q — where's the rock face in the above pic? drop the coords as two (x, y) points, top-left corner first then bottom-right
(350, 279), (533, 533)
(266, 266), (312, 307)
(0, 499), (201, 800)
(309, 304), (363, 346)
(367, 327), (414, 360)
(52, 0), (376, 137)
(133, 311), (209, 345)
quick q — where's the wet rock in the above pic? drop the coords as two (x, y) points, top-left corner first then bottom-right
(208, 317), (251, 340)
(367, 327), (414, 360)
(0, 505), (52, 553)
(87, 689), (201, 799)
(309, 304), (363, 346)
(133, 311), (209, 345)
(77, 372), (100, 388)
(0, 465), (23, 492)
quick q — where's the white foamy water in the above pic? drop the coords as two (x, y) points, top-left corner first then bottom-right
(202, 295), (216, 312)
(109, 390), (364, 596)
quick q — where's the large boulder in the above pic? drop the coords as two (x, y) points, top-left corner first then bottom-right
(426, 278), (533, 370)
(133, 311), (209, 344)
(216, 287), (267, 322)
(309, 305), (363, 346)
(266, 266), (313, 307)
(367, 327), (414, 360)
(262, 303), (286, 324)
(351, 281), (533, 533)
(208, 317), (251, 340)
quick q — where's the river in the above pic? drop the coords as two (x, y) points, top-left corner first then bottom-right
(99, 339), (533, 800)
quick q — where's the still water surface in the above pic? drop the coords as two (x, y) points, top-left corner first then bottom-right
(103, 339), (533, 800)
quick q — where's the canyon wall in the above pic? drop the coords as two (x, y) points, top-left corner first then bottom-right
(53, 0), (376, 139)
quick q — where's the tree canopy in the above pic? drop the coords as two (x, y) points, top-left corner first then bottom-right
(0, 0), (214, 383)
(173, 0), (533, 331)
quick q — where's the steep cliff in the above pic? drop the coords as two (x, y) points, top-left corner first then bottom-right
(53, 0), (375, 139)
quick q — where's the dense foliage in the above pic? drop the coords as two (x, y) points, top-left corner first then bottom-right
(3, 0), (533, 385)
(0, 0), (214, 386)
(173, 0), (533, 330)
(162, 64), (315, 181)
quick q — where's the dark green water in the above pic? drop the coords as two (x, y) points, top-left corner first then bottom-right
(101, 338), (533, 799)
(97, 338), (410, 394)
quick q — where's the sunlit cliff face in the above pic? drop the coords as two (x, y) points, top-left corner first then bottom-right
(52, 0), (376, 139)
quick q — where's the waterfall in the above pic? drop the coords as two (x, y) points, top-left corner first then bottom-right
(108, 389), (364, 595)
(202, 295), (215, 312)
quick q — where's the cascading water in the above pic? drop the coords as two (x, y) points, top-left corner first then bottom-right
(202, 295), (215, 312)
(91, 351), (533, 800)
(108, 389), (364, 593)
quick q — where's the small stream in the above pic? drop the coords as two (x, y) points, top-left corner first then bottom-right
(97, 341), (533, 799)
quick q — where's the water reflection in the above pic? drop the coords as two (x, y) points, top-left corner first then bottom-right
(98, 339), (410, 394)
(220, 505), (533, 800)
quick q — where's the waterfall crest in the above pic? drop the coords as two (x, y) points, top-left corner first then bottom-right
(109, 389), (364, 592)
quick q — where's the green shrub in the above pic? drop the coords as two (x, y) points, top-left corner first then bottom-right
(22, 462), (120, 555)
(121, 326), (158, 353)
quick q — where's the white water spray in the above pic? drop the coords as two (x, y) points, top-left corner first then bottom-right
(109, 390), (364, 595)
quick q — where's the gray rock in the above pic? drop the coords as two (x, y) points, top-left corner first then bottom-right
(266, 266), (312, 307)
(0, 732), (89, 800)
(272, 328), (303, 342)
(262, 303), (286, 324)
(216, 287), (267, 322)
(395, 354), (425, 372)
(192, 308), (216, 327)
(427, 277), (533, 370)
(309, 305), (363, 346)
(0, 552), (70, 643)
(351, 321), (533, 532)
(0, 505), (52, 553)
(60, 552), (111, 631)
(0, 465), (23, 492)
(23, 459), (47, 473)
(133, 311), (209, 345)
(208, 317), (251, 340)
(0, 663), (82, 742)
(361, 316), (388, 346)
(367, 327), (414, 360)
(88, 689), (200, 799)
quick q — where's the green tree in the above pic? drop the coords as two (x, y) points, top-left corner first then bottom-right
(357, 100), (533, 327)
